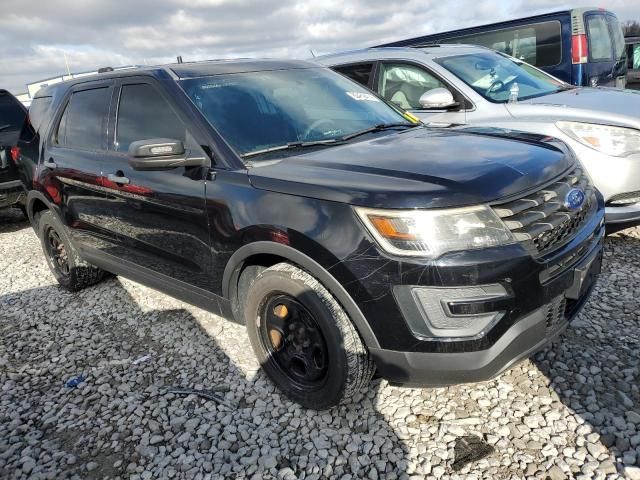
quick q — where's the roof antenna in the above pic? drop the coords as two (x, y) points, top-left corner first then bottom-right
(309, 49), (316, 58)
(177, 56), (183, 64)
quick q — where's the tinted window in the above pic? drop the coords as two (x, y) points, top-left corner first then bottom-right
(116, 84), (186, 152)
(587, 15), (613, 61)
(377, 63), (445, 109)
(0, 93), (26, 146)
(333, 63), (374, 87)
(443, 21), (562, 67)
(56, 87), (110, 149)
(0, 94), (25, 130)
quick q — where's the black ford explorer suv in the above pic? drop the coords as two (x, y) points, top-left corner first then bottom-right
(17, 60), (604, 409)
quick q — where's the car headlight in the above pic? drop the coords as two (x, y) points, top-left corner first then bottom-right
(556, 121), (640, 157)
(355, 206), (515, 258)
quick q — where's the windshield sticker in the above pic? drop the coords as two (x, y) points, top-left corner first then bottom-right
(346, 92), (380, 102)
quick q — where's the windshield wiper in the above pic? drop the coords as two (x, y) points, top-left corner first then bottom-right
(339, 122), (420, 141)
(0, 124), (11, 133)
(241, 139), (340, 159)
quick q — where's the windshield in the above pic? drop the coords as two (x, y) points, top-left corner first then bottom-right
(180, 67), (411, 159)
(436, 52), (566, 103)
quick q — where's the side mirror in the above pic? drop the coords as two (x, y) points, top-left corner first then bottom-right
(418, 88), (459, 110)
(127, 139), (207, 170)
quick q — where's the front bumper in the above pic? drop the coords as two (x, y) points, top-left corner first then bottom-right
(370, 259), (599, 386)
(344, 199), (605, 386)
(605, 204), (640, 227)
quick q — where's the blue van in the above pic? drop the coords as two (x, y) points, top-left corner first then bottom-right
(377, 7), (627, 88)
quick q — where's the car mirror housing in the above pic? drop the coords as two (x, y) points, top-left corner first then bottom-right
(127, 138), (207, 170)
(418, 88), (459, 110)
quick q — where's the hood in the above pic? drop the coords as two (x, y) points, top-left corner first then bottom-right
(247, 127), (573, 209)
(0, 90), (27, 147)
(507, 87), (640, 129)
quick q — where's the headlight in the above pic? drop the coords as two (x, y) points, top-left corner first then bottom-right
(355, 206), (515, 258)
(556, 121), (640, 157)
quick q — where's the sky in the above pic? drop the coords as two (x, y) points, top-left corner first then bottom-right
(1, 0), (639, 95)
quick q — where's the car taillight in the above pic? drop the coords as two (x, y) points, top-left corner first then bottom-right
(9, 146), (20, 164)
(572, 34), (588, 64)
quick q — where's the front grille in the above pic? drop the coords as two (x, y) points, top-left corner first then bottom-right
(545, 295), (567, 334)
(493, 167), (596, 255)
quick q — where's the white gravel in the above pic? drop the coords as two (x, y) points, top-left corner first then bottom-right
(1, 206), (639, 479)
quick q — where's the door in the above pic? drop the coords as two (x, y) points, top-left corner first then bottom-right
(374, 62), (467, 124)
(43, 83), (114, 250)
(584, 13), (627, 87)
(98, 79), (213, 292)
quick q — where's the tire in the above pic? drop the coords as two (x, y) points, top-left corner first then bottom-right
(244, 262), (375, 409)
(35, 210), (105, 291)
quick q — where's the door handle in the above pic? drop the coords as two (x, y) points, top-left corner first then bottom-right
(107, 173), (130, 185)
(43, 158), (57, 169)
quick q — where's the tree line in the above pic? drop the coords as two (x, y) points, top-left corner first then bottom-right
(623, 20), (640, 37)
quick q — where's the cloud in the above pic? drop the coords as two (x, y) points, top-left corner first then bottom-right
(1, 0), (638, 94)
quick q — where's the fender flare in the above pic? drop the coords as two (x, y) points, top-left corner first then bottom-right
(222, 241), (380, 349)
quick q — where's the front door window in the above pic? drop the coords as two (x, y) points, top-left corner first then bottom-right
(377, 63), (445, 110)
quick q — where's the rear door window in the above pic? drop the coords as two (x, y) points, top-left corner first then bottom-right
(333, 63), (375, 87)
(377, 63), (444, 110)
(0, 92), (27, 146)
(55, 87), (110, 150)
(586, 15), (613, 61)
(115, 83), (186, 152)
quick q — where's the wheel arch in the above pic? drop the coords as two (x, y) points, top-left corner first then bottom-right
(223, 241), (380, 349)
(26, 190), (57, 224)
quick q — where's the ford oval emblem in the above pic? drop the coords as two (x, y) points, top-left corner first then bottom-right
(565, 188), (586, 211)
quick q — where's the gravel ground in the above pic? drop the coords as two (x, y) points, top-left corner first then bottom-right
(1, 206), (639, 480)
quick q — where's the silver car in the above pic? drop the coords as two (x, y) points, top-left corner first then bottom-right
(318, 45), (640, 228)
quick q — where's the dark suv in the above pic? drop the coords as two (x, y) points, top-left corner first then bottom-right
(18, 60), (604, 409)
(0, 89), (28, 211)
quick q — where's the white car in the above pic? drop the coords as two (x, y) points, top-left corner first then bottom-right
(318, 45), (640, 230)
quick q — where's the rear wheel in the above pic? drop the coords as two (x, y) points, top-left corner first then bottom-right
(244, 262), (375, 409)
(36, 210), (105, 291)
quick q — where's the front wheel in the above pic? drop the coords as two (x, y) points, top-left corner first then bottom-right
(244, 262), (375, 409)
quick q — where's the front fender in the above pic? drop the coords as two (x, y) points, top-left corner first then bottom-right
(222, 240), (380, 349)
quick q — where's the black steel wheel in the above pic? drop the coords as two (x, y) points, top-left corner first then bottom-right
(244, 262), (375, 409)
(259, 294), (329, 390)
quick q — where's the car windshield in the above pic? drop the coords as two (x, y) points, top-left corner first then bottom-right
(435, 52), (567, 103)
(180, 67), (413, 159)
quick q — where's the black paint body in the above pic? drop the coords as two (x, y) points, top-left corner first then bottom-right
(17, 60), (604, 386)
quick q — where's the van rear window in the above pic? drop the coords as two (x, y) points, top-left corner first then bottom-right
(586, 15), (613, 61)
(442, 21), (562, 67)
